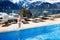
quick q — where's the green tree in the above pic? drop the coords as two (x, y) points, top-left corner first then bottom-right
(21, 8), (32, 18)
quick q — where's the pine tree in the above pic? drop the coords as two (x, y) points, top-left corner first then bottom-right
(21, 8), (32, 18)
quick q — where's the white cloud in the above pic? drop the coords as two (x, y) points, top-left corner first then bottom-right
(23, 0), (60, 3)
(11, 0), (60, 3)
(11, 0), (20, 3)
(25, 0), (45, 3)
(45, 0), (60, 3)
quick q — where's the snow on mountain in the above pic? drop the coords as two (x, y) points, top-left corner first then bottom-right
(18, 0), (43, 9)
(16, 0), (60, 9)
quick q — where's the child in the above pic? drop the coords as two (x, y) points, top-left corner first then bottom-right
(18, 15), (22, 28)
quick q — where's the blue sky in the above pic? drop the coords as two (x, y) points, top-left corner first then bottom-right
(11, 0), (60, 3)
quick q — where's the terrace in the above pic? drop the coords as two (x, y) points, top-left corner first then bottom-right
(0, 16), (60, 32)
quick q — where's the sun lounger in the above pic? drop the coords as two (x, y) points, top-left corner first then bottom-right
(32, 19), (39, 23)
(39, 18), (45, 22)
(22, 21), (29, 24)
(31, 18), (45, 23)
(23, 17), (30, 21)
(22, 19), (29, 24)
(38, 15), (54, 20)
(50, 14), (60, 18)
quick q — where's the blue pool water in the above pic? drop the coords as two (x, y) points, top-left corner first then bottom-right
(0, 24), (60, 40)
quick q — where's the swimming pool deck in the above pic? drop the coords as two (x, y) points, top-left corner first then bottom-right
(0, 18), (60, 32)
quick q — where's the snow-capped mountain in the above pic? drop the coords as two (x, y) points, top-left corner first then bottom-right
(53, 2), (60, 9)
(0, 0), (60, 10)
(0, 1), (20, 12)
(17, 0), (60, 9)
(18, 0), (43, 9)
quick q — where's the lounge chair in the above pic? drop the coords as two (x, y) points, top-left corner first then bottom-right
(50, 14), (60, 18)
(32, 19), (39, 23)
(23, 17), (30, 21)
(39, 18), (45, 22)
(39, 14), (54, 20)
(22, 21), (29, 24)
(22, 19), (29, 24)
(31, 18), (45, 23)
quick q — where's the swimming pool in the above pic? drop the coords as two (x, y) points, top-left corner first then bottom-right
(0, 24), (60, 40)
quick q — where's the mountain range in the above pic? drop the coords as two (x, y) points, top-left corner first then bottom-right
(0, 0), (60, 10)
(0, 1), (20, 12)
(18, 1), (60, 10)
